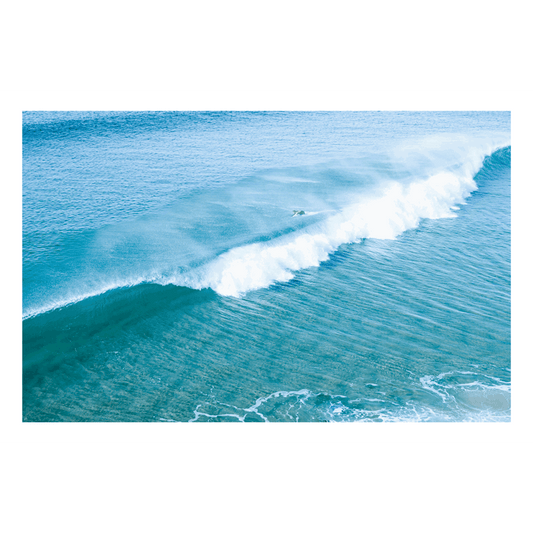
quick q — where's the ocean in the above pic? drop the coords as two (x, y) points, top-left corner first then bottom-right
(22, 111), (511, 422)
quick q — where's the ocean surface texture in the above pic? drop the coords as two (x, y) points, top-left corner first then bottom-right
(23, 111), (511, 422)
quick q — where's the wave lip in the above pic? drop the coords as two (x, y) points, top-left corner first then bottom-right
(178, 145), (502, 298)
(22, 274), (158, 320)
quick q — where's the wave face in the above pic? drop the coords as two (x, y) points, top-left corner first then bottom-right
(23, 112), (511, 422)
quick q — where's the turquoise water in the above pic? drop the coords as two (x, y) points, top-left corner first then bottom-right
(23, 111), (510, 422)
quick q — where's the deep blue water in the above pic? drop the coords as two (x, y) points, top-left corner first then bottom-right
(23, 111), (510, 422)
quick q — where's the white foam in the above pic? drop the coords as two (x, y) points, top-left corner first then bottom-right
(186, 385), (510, 423)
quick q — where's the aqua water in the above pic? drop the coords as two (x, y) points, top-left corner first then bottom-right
(23, 111), (511, 422)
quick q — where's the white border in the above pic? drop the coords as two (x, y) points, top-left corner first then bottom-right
(0, 88), (533, 446)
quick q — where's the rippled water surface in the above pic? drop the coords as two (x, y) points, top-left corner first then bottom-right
(23, 111), (510, 422)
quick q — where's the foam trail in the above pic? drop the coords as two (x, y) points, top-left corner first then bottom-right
(22, 274), (158, 320)
(177, 145), (504, 297)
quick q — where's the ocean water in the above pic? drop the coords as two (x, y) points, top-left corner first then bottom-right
(22, 111), (511, 422)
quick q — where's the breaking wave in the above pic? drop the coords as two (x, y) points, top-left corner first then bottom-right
(23, 141), (510, 319)
(166, 143), (509, 297)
